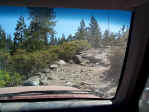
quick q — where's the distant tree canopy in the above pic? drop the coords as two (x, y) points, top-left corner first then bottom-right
(75, 19), (87, 40)
(87, 16), (102, 48)
(0, 12), (129, 53)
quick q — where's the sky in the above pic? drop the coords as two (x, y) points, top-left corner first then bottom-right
(0, 6), (131, 38)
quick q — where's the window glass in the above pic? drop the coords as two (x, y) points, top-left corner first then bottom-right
(0, 6), (131, 99)
(139, 78), (149, 112)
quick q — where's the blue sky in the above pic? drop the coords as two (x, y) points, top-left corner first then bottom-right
(0, 6), (131, 38)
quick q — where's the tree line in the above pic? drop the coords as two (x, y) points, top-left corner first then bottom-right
(0, 7), (129, 87)
(0, 7), (129, 54)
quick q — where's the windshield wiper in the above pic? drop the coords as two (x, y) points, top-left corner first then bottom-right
(0, 90), (93, 98)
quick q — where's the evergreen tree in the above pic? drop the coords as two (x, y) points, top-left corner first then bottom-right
(28, 7), (56, 45)
(75, 19), (87, 40)
(6, 35), (13, 50)
(0, 26), (7, 50)
(103, 29), (110, 44)
(59, 34), (66, 44)
(103, 30), (116, 46)
(14, 16), (27, 49)
(67, 34), (74, 41)
(116, 25), (129, 47)
(87, 16), (102, 48)
(49, 34), (58, 45)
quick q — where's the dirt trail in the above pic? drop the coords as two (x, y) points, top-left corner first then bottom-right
(43, 48), (117, 98)
(26, 48), (118, 98)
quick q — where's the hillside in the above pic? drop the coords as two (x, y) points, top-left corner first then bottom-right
(24, 47), (122, 98)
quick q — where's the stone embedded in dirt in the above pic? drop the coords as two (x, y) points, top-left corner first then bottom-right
(40, 79), (49, 86)
(56, 60), (66, 65)
(69, 60), (74, 64)
(25, 48), (117, 98)
(50, 64), (58, 69)
(47, 76), (53, 80)
(34, 72), (43, 76)
(73, 55), (89, 64)
(42, 68), (51, 73)
(40, 74), (47, 80)
(73, 55), (83, 64)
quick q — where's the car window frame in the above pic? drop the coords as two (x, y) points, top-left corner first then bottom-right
(0, 2), (148, 112)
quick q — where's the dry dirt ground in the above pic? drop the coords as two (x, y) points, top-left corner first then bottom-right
(27, 47), (120, 98)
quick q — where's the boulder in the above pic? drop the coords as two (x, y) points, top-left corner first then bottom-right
(34, 72), (43, 76)
(40, 79), (49, 86)
(23, 76), (40, 86)
(56, 60), (66, 65)
(42, 68), (51, 73)
(69, 60), (74, 64)
(73, 55), (83, 64)
(73, 55), (90, 65)
(23, 80), (40, 86)
(50, 64), (58, 69)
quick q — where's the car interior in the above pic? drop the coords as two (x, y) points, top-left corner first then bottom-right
(0, 0), (149, 112)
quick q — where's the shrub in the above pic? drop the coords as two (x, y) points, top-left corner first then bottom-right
(0, 70), (22, 87)
(8, 49), (33, 76)
(30, 50), (58, 72)
(8, 48), (58, 78)
(7, 40), (91, 78)
(0, 49), (10, 71)
(58, 40), (91, 61)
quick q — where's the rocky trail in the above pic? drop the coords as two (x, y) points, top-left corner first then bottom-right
(24, 47), (118, 98)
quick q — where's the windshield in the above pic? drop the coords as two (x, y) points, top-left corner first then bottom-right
(0, 6), (131, 99)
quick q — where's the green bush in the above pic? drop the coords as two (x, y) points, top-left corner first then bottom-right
(7, 40), (91, 78)
(0, 70), (22, 87)
(8, 49), (33, 76)
(58, 40), (91, 61)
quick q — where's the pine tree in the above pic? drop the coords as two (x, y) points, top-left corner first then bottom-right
(59, 34), (66, 44)
(103, 29), (110, 44)
(28, 7), (56, 45)
(50, 34), (58, 45)
(103, 30), (116, 46)
(116, 25), (129, 47)
(87, 16), (102, 48)
(75, 19), (87, 40)
(14, 16), (27, 49)
(0, 26), (7, 49)
(67, 34), (74, 41)
(6, 35), (13, 51)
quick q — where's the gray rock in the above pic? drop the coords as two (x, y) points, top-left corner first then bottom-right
(34, 72), (43, 76)
(40, 79), (48, 86)
(42, 68), (51, 73)
(50, 64), (58, 69)
(73, 55), (90, 65)
(73, 55), (83, 64)
(23, 80), (39, 86)
(47, 76), (53, 80)
(23, 76), (40, 86)
(40, 74), (47, 80)
(69, 60), (74, 64)
(56, 60), (66, 65)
